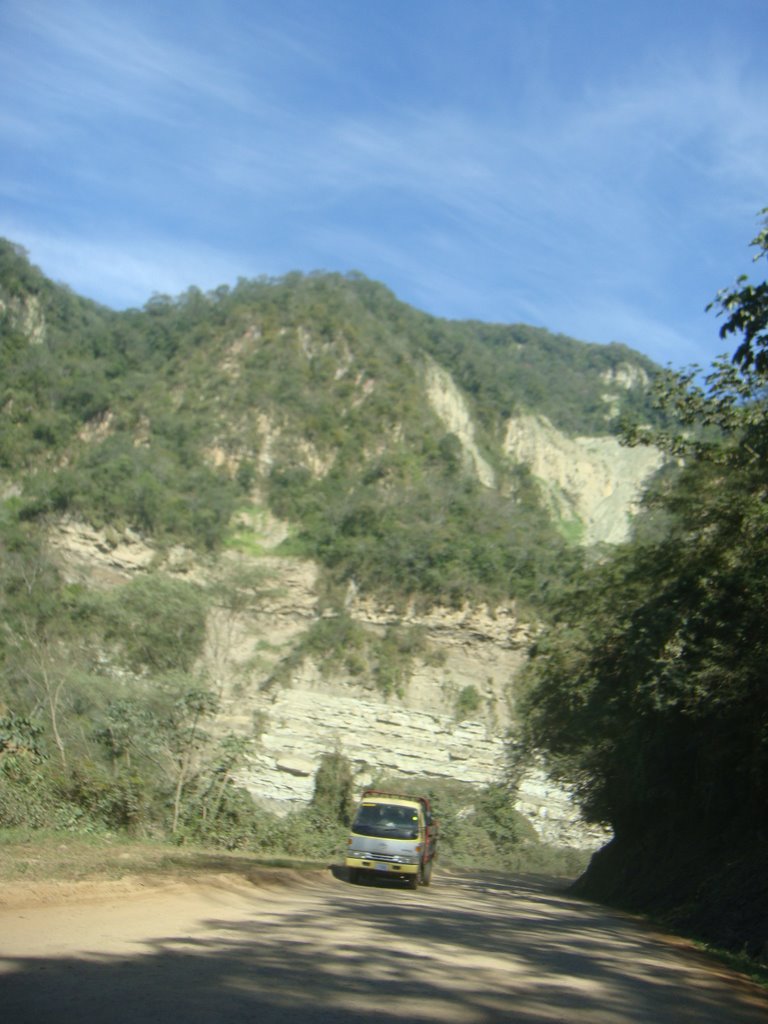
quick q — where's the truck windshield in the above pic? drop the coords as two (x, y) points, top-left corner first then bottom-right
(352, 803), (419, 840)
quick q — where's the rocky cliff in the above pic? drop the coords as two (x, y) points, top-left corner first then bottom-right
(4, 255), (657, 851)
(425, 355), (661, 546)
(50, 494), (622, 850)
(504, 412), (664, 545)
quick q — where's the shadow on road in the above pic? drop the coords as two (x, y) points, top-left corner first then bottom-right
(3, 869), (767, 1024)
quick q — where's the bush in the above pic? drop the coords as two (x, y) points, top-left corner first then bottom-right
(455, 684), (482, 720)
(310, 752), (355, 825)
(266, 808), (349, 860)
(103, 574), (208, 673)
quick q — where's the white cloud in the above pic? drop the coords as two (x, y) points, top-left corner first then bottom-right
(0, 221), (249, 307)
(0, 0), (765, 371)
(0, 0), (253, 129)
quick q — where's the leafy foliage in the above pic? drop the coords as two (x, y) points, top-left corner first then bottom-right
(309, 751), (355, 825)
(455, 684), (482, 721)
(516, 212), (768, 955)
(0, 236), (658, 875)
(0, 240), (656, 606)
(102, 574), (208, 674)
(707, 208), (768, 373)
(272, 615), (441, 697)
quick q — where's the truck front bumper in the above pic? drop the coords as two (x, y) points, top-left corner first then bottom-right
(346, 856), (418, 876)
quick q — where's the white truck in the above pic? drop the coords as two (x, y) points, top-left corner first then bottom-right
(345, 789), (439, 888)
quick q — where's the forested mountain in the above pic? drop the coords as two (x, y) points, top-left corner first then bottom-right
(0, 238), (661, 854)
(0, 239), (660, 609)
(3, 226), (766, 965)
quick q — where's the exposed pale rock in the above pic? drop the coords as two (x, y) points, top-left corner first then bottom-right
(231, 686), (507, 803)
(0, 293), (46, 345)
(229, 503), (291, 550)
(275, 756), (315, 777)
(1, 481), (21, 500)
(600, 362), (650, 390)
(425, 358), (496, 488)
(228, 684), (604, 848)
(516, 766), (611, 847)
(78, 411), (114, 444)
(503, 412), (664, 544)
(48, 520), (156, 582)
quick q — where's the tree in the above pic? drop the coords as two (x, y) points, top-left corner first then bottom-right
(514, 212), (768, 954)
(708, 208), (768, 373)
(198, 732), (254, 829)
(0, 530), (92, 769)
(202, 560), (275, 692)
(310, 750), (354, 825)
(518, 209), (768, 843)
(104, 574), (208, 674)
(166, 686), (220, 835)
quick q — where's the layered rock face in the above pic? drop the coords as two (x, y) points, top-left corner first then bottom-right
(217, 568), (525, 802)
(47, 359), (657, 852)
(229, 685), (604, 848)
(232, 689), (505, 800)
(51, 519), (602, 846)
(208, 555), (602, 847)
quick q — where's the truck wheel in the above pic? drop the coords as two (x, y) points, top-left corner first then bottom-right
(421, 860), (433, 886)
(406, 870), (420, 890)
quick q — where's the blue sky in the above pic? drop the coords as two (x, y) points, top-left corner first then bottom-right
(1, 0), (766, 369)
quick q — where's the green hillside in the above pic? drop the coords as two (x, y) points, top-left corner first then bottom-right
(4, 225), (766, 967)
(0, 239), (659, 610)
(2, 238), (660, 879)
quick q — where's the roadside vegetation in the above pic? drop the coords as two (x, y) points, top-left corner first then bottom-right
(515, 210), (768, 962)
(0, 753), (360, 877)
(0, 830), (329, 886)
(2, 211), (768, 963)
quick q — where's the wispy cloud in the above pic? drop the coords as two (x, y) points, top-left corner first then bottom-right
(0, 219), (250, 308)
(1, 0), (766, 368)
(0, 0), (252, 131)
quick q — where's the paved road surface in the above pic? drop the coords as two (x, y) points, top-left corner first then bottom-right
(2, 867), (766, 1023)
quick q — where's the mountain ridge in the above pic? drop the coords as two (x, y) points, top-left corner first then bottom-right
(0, 238), (660, 847)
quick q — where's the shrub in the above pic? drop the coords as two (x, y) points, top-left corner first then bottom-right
(455, 684), (482, 721)
(103, 574), (208, 673)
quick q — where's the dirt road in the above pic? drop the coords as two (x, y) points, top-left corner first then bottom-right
(1, 867), (766, 1023)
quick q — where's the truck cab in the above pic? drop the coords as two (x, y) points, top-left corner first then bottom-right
(345, 790), (438, 888)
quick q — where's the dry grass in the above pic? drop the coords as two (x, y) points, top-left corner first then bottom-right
(0, 828), (327, 885)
